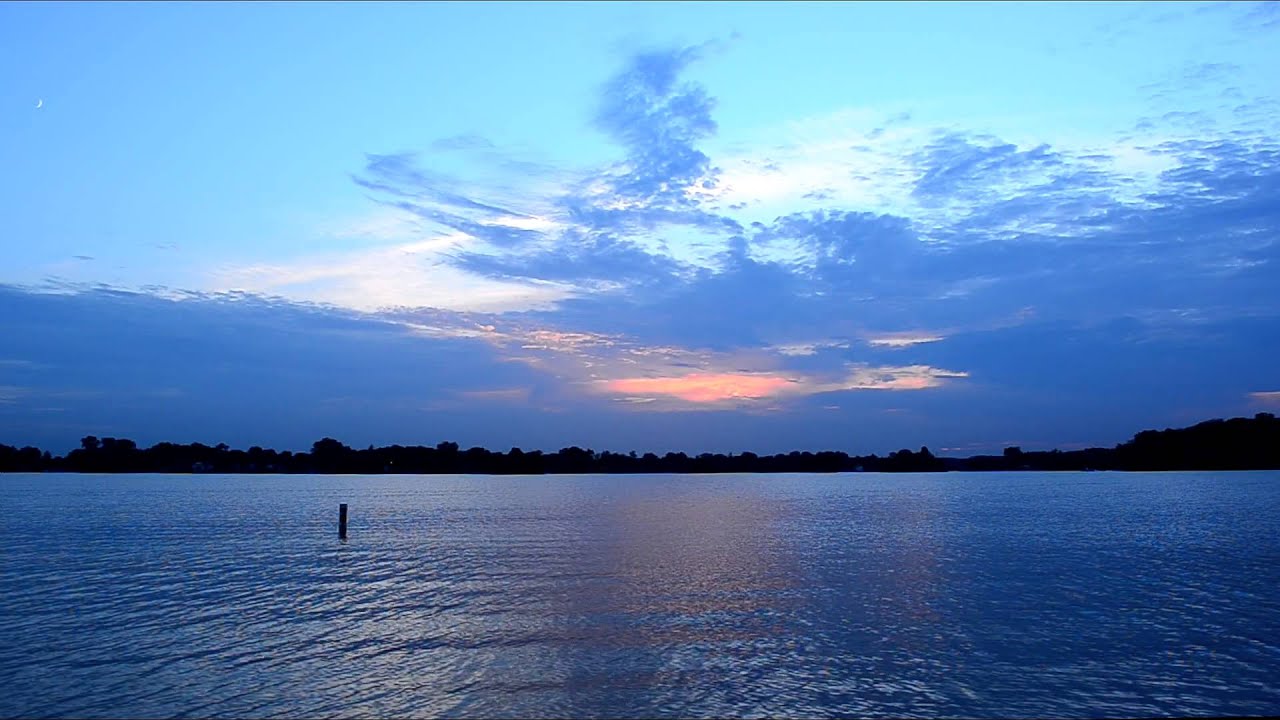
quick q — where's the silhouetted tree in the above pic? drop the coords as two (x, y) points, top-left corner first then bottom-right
(6, 413), (1280, 474)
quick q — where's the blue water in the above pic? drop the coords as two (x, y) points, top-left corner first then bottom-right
(2, 472), (1279, 718)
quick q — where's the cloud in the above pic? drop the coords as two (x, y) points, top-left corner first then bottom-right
(309, 44), (741, 306)
(454, 387), (532, 403)
(451, 227), (687, 288)
(21, 39), (1279, 456)
(865, 333), (945, 348)
(0, 283), (972, 452)
(212, 232), (578, 313)
(377, 296), (971, 412)
(912, 133), (1065, 205)
(0, 283), (552, 450)
(592, 364), (967, 410)
(600, 373), (797, 405)
(592, 44), (719, 207)
(1251, 391), (1280, 406)
(331, 43), (1276, 340)
(825, 365), (969, 393)
(771, 340), (849, 357)
(760, 210), (921, 285)
(355, 152), (525, 219)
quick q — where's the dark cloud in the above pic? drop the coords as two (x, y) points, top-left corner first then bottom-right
(350, 44), (740, 284)
(0, 284), (545, 451)
(0, 284), (976, 457)
(385, 199), (543, 248)
(312, 43), (1280, 454)
(567, 122), (1276, 355)
(451, 229), (687, 288)
(911, 133), (1067, 206)
(521, 110), (1277, 354)
(905, 314), (1280, 405)
(765, 210), (918, 272)
(529, 254), (825, 352)
(352, 153), (554, 248)
(354, 152), (518, 217)
(592, 44), (719, 207)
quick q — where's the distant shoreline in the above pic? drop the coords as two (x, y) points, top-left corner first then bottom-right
(5, 466), (1274, 471)
(4, 413), (1278, 475)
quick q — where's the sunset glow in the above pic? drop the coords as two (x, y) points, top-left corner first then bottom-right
(601, 374), (798, 404)
(2, 1), (1276, 454)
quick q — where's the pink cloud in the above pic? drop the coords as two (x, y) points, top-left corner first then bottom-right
(597, 364), (968, 408)
(1250, 391), (1280, 406)
(602, 373), (798, 403)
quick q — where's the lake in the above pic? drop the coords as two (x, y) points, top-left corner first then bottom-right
(2, 471), (1279, 718)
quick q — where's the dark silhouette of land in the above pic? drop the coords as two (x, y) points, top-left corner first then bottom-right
(1, 413), (1277, 474)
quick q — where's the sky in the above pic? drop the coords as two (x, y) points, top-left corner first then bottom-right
(2, 1), (1279, 456)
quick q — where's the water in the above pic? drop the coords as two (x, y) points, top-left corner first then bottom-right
(2, 472), (1279, 718)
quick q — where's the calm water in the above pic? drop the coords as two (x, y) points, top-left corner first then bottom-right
(2, 472), (1279, 719)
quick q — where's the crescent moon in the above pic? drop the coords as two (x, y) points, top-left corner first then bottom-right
(35, 99), (43, 109)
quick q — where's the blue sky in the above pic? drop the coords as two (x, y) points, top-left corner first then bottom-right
(3, 1), (1279, 455)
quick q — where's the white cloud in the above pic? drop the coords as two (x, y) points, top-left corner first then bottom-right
(1250, 391), (1280, 406)
(478, 214), (563, 232)
(699, 112), (926, 223)
(865, 333), (945, 348)
(211, 233), (577, 313)
(771, 340), (850, 356)
(694, 105), (1244, 252)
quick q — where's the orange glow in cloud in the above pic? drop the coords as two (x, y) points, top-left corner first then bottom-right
(603, 373), (797, 403)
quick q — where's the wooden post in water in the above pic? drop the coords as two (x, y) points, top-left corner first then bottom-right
(339, 503), (348, 539)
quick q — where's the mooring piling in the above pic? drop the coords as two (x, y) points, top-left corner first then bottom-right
(339, 503), (348, 539)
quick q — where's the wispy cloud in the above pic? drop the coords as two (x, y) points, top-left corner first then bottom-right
(591, 44), (720, 208)
(770, 340), (850, 357)
(592, 364), (968, 410)
(377, 302), (970, 412)
(456, 388), (532, 403)
(20, 37), (1276, 453)
(309, 41), (1277, 359)
(866, 333), (945, 349)
(1251, 391), (1280, 406)
(212, 233), (577, 313)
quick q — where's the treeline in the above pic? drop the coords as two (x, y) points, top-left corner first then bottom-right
(0, 436), (945, 474)
(1, 413), (1277, 474)
(954, 412), (1280, 472)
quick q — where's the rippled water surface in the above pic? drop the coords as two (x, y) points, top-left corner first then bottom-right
(3, 472), (1280, 718)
